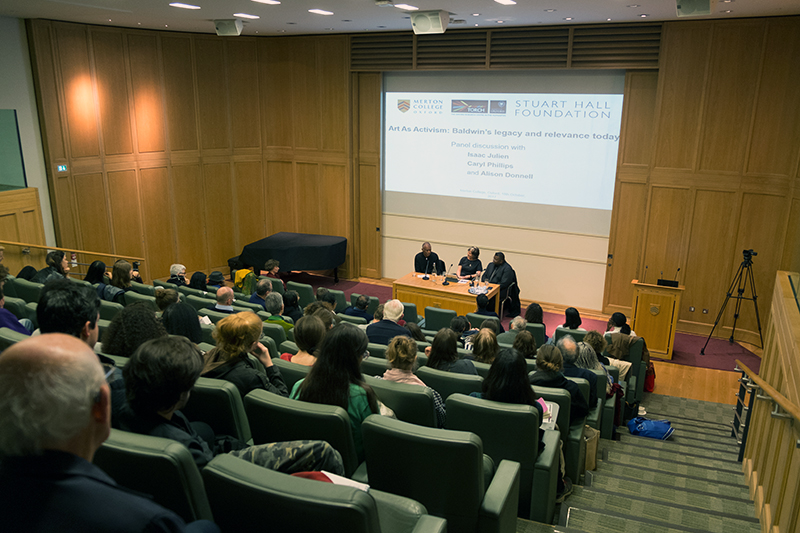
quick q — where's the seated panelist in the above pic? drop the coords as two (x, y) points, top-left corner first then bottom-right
(414, 242), (441, 275)
(457, 246), (482, 280)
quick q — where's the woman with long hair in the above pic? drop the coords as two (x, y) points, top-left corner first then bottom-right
(383, 336), (446, 428)
(188, 271), (208, 291)
(425, 328), (477, 375)
(102, 302), (167, 358)
(202, 312), (288, 398)
(512, 330), (537, 359)
(562, 307), (585, 331)
(529, 345), (588, 424)
(524, 302), (549, 343)
(481, 348), (545, 417)
(32, 250), (69, 284)
(110, 260), (134, 290)
(575, 340), (613, 395)
(290, 324), (379, 461)
(161, 301), (204, 345)
(84, 260), (108, 285)
(281, 315), (325, 366)
(472, 328), (499, 364)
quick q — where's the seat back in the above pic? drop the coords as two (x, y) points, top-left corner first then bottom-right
(200, 322), (216, 345)
(198, 308), (231, 324)
(279, 340), (299, 355)
(472, 360), (492, 379)
(350, 293), (379, 316)
(530, 385), (572, 446)
(2, 276), (18, 298)
(338, 313), (368, 325)
(524, 323), (546, 348)
(129, 281), (156, 296)
(12, 278), (44, 303)
(286, 281), (315, 308)
(244, 390), (359, 477)
(231, 299), (263, 313)
(262, 321), (287, 346)
(0, 327), (29, 352)
(446, 393), (541, 519)
(566, 376), (591, 409)
(400, 302), (421, 324)
(326, 289), (348, 313)
(366, 342), (387, 360)
(360, 356), (389, 377)
(3, 296), (30, 322)
(177, 286), (209, 299)
(124, 290), (159, 311)
(25, 302), (38, 329)
(362, 415), (486, 533)
(604, 333), (645, 404)
(554, 327), (587, 343)
(416, 366), (482, 400)
(424, 307), (457, 332)
(153, 279), (179, 290)
(99, 299), (124, 321)
(203, 454), (391, 533)
(93, 429), (212, 522)
(364, 375), (438, 428)
(271, 357), (312, 391)
(466, 313), (500, 331)
(259, 276), (286, 295)
(179, 377), (251, 443)
(187, 294), (214, 311)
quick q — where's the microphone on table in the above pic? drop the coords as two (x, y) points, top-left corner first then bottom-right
(442, 264), (454, 285)
(673, 267), (681, 281)
(422, 260), (430, 281)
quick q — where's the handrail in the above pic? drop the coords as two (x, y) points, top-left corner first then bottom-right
(736, 359), (800, 424)
(0, 239), (144, 263)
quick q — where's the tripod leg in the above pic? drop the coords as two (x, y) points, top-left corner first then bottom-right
(728, 266), (748, 343)
(701, 263), (744, 355)
(745, 264), (765, 349)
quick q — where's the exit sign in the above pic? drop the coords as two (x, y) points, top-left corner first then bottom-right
(57, 164), (67, 172)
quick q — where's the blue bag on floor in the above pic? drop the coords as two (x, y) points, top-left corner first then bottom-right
(627, 417), (674, 440)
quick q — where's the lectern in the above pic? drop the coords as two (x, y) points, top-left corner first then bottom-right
(630, 280), (684, 360)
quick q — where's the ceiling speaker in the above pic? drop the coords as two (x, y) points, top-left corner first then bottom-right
(676, 0), (718, 17)
(411, 10), (450, 34)
(214, 19), (243, 36)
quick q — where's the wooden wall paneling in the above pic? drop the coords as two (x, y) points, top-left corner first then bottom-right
(27, 21), (67, 161)
(294, 162), (321, 234)
(291, 38), (321, 150)
(195, 38), (231, 151)
(171, 164), (207, 271)
(72, 172), (111, 253)
(782, 198), (800, 273)
(259, 39), (294, 148)
(139, 167), (175, 280)
(202, 162), (235, 268)
(603, 181), (648, 313)
(319, 163), (350, 240)
(642, 186), (689, 279)
(746, 18), (800, 177)
(161, 36), (198, 152)
(233, 161), (266, 251)
(619, 71), (658, 167)
(265, 160), (295, 232)
(127, 33), (166, 154)
(0, 189), (48, 273)
(19, 209), (48, 269)
(653, 23), (712, 170)
(91, 29), (134, 156)
(697, 21), (764, 174)
(357, 73), (381, 157)
(725, 193), (788, 338)
(55, 23), (101, 159)
(227, 40), (261, 150)
(357, 162), (381, 278)
(355, 73), (382, 278)
(107, 169), (144, 260)
(318, 37), (349, 153)
(52, 175), (79, 249)
(678, 189), (737, 328)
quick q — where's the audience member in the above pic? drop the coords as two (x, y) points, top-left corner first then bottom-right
(109, 259), (138, 293)
(0, 335), (218, 532)
(562, 307), (585, 332)
(167, 264), (187, 287)
(120, 336), (342, 474)
(0, 245), (3, 262)
(529, 345), (588, 424)
(366, 299), (411, 345)
(344, 294), (373, 322)
(32, 250), (70, 284)
(103, 302), (167, 358)
(264, 292), (293, 333)
(0, 264), (9, 288)
(202, 312), (288, 398)
(425, 328), (477, 375)
(498, 316), (526, 344)
(404, 321), (427, 342)
(208, 286), (235, 314)
(476, 347), (545, 421)
(305, 301), (336, 330)
(16, 265), (37, 281)
(282, 290), (303, 323)
(605, 324), (646, 381)
(162, 302), (204, 345)
(263, 259), (286, 290)
(607, 312), (636, 336)
(382, 336), (446, 428)
(249, 279), (271, 311)
(524, 302), (549, 343)
(0, 286), (32, 334)
(84, 260), (108, 285)
(449, 315), (475, 345)
(474, 293), (505, 332)
(472, 328), (499, 364)
(281, 315), (325, 366)
(558, 336), (597, 406)
(154, 287), (179, 312)
(358, 303), (383, 331)
(480, 319), (500, 335)
(291, 324), (380, 462)
(512, 330), (537, 359)
(207, 271), (226, 289)
(188, 271), (208, 291)
(576, 341), (613, 395)
(584, 329), (632, 380)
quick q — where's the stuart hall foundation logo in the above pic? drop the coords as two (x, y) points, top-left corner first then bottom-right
(397, 99), (410, 113)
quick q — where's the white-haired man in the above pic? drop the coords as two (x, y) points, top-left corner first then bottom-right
(0, 334), (218, 532)
(366, 299), (411, 345)
(497, 316), (526, 344)
(167, 264), (187, 287)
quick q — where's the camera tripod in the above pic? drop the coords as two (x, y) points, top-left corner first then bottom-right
(700, 250), (764, 355)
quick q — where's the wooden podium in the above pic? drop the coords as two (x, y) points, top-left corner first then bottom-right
(630, 279), (684, 360)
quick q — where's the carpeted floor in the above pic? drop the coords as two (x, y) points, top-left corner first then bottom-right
(281, 272), (760, 373)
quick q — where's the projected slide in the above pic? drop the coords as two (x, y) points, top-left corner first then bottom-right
(384, 92), (624, 211)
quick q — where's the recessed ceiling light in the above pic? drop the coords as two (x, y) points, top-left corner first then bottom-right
(165, 24), (169, 27)
(497, 20), (504, 23)
(474, 23), (479, 26)
(395, 4), (419, 11)
(252, 0), (281, 4)
(722, 0), (733, 2)
(235, 13), (260, 19)
(309, 9), (334, 15)
(169, 2), (200, 9)
(137, 22), (141, 25)
(495, 0), (516, 5)
(544, 9), (556, 12)
(607, 18), (612, 20)
(722, 9), (732, 13)
(639, 13), (649, 17)
(278, 29), (286, 32)
(627, 4), (640, 7)
(472, 13), (480, 16)
(564, 17), (573, 20)
(325, 27), (334, 30)
(108, 18), (111, 22)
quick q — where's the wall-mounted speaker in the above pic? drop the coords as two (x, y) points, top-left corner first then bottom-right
(214, 19), (243, 36)
(676, 0), (718, 17)
(410, 10), (450, 34)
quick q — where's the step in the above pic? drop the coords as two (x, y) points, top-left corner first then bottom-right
(563, 506), (702, 533)
(634, 413), (734, 437)
(586, 472), (756, 518)
(601, 449), (748, 482)
(612, 434), (740, 460)
(563, 487), (760, 533)
(515, 518), (588, 533)
(600, 441), (742, 470)
(640, 395), (735, 425)
(594, 462), (751, 498)
(618, 425), (740, 449)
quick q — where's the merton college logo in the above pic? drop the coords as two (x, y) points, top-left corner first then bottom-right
(397, 99), (410, 113)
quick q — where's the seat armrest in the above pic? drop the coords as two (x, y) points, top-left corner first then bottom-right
(530, 429), (560, 523)
(479, 459), (520, 533)
(411, 515), (448, 533)
(602, 393), (617, 439)
(352, 461), (369, 484)
(371, 488), (433, 533)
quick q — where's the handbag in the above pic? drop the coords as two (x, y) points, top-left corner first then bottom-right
(627, 417), (674, 440)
